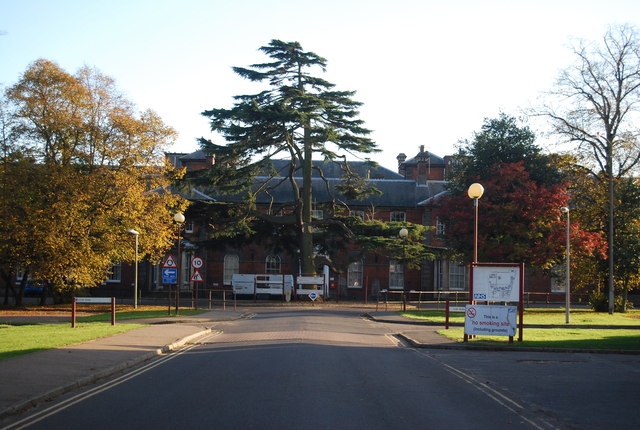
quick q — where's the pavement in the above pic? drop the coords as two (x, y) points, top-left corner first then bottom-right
(1, 307), (638, 422)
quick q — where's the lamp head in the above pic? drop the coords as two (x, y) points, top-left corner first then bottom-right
(126, 229), (139, 235)
(399, 228), (409, 239)
(560, 206), (569, 214)
(467, 183), (484, 199)
(173, 212), (185, 223)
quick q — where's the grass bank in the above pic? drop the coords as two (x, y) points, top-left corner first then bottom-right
(0, 323), (145, 360)
(400, 308), (640, 326)
(0, 306), (208, 360)
(437, 328), (640, 350)
(77, 308), (207, 322)
(400, 308), (640, 350)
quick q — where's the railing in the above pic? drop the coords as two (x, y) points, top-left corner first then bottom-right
(375, 290), (590, 311)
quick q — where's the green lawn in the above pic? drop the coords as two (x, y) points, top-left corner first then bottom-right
(399, 308), (640, 350)
(0, 307), (208, 361)
(0, 323), (145, 360)
(78, 308), (207, 322)
(437, 327), (640, 350)
(401, 308), (640, 326)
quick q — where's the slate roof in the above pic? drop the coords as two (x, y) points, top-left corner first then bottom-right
(268, 159), (403, 180)
(180, 158), (446, 207)
(402, 150), (445, 166)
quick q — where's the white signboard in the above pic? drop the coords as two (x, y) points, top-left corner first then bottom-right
(472, 265), (521, 302)
(75, 297), (112, 304)
(464, 304), (517, 337)
(297, 276), (324, 284)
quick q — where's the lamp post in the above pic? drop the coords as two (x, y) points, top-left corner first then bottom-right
(465, 183), (483, 343)
(399, 228), (408, 311)
(467, 183), (484, 263)
(560, 206), (570, 324)
(126, 229), (139, 309)
(174, 212), (185, 315)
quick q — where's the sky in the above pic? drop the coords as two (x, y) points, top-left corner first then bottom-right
(2, 0), (640, 171)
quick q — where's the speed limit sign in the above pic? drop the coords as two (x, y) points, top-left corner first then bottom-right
(191, 257), (203, 269)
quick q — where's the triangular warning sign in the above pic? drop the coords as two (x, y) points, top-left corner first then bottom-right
(163, 255), (177, 268)
(190, 269), (203, 282)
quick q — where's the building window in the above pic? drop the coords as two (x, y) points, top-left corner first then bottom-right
(16, 266), (27, 282)
(185, 222), (194, 233)
(347, 260), (363, 289)
(449, 262), (466, 291)
(107, 263), (121, 282)
(151, 264), (161, 288)
(435, 259), (444, 290)
(224, 254), (240, 285)
(311, 209), (324, 219)
(436, 217), (445, 236)
(389, 260), (404, 290)
(265, 255), (281, 274)
(350, 210), (365, 220)
(390, 211), (406, 222)
(550, 266), (566, 293)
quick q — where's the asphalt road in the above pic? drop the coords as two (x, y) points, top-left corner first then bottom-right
(4, 307), (639, 430)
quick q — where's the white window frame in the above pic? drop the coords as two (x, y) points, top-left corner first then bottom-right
(389, 259), (404, 290)
(311, 209), (324, 220)
(436, 217), (445, 236)
(390, 211), (406, 222)
(448, 262), (466, 291)
(265, 255), (281, 274)
(224, 254), (240, 285)
(435, 259), (444, 290)
(347, 260), (363, 289)
(107, 263), (122, 282)
(350, 210), (365, 220)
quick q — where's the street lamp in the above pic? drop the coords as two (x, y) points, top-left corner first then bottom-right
(174, 212), (185, 315)
(465, 183), (483, 343)
(560, 206), (570, 324)
(126, 229), (139, 309)
(399, 228), (408, 311)
(467, 183), (484, 263)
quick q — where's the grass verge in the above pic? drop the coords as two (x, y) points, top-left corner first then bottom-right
(436, 327), (640, 350)
(401, 308), (640, 326)
(0, 323), (145, 361)
(77, 308), (207, 322)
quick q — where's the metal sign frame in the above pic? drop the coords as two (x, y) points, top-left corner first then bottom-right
(468, 262), (524, 342)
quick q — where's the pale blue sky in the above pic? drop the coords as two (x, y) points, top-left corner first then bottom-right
(2, 0), (639, 169)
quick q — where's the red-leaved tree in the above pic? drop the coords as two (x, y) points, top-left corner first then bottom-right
(436, 162), (605, 268)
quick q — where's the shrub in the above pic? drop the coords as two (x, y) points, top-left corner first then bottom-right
(589, 291), (634, 312)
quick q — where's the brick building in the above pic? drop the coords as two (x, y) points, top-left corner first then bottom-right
(52, 145), (555, 302)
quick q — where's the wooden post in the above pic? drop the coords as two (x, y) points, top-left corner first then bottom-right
(71, 299), (77, 328)
(445, 300), (450, 330)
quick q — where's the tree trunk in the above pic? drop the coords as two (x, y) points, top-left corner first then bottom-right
(607, 147), (615, 315)
(301, 123), (315, 276)
(1, 269), (11, 306)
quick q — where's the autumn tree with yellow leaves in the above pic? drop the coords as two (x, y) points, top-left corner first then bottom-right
(0, 59), (186, 304)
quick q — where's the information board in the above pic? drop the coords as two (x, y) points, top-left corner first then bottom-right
(472, 265), (521, 302)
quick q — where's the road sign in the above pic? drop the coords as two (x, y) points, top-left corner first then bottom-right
(162, 268), (177, 284)
(163, 255), (177, 268)
(309, 291), (318, 301)
(190, 269), (203, 282)
(464, 304), (517, 337)
(191, 257), (203, 269)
